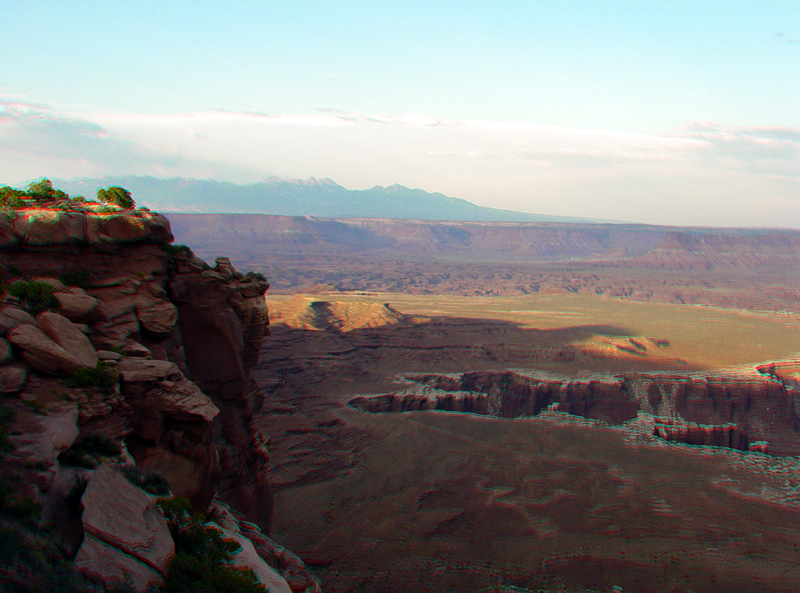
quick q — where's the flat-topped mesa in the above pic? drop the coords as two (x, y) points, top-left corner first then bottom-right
(351, 368), (800, 455)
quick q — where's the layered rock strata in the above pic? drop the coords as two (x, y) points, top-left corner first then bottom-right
(0, 205), (316, 592)
(350, 367), (800, 455)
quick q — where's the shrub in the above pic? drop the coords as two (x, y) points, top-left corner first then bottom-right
(67, 361), (117, 394)
(59, 433), (122, 469)
(59, 270), (91, 289)
(121, 465), (170, 496)
(97, 186), (135, 209)
(0, 185), (26, 209)
(25, 178), (69, 201)
(4, 279), (62, 316)
(162, 244), (194, 259)
(157, 497), (266, 593)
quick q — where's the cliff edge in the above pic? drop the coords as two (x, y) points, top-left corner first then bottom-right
(0, 199), (318, 592)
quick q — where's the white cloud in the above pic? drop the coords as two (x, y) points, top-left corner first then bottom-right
(1, 100), (798, 227)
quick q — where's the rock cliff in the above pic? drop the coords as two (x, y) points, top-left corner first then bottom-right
(0, 202), (318, 592)
(350, 366), (800, 455)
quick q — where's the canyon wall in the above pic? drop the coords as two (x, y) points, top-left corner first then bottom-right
(0, 204), (317, 592)
(350, 367), (800, 455)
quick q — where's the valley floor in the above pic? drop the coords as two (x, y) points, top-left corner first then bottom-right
(253, 292), (800, 593)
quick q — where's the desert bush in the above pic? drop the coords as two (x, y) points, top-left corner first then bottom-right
(121, 465), (170, 495)
(4, 280), (61, 316)
(67, 361), (117, 394)
(162, 243), (194, 259)
(59, 433), (122, 470)
(157, 497), (266, 593)
(0, 186), (26, 209)
(58, 270), (91, 289)
(25, 178), (69, 201)
(97, 186), (135, 209)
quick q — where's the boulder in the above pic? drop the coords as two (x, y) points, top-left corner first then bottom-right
(118, 358), (219, 505)
(11, 209), (85, 245)
(0, 337), (11, 363)
(37, 312), (99, 369)
(134, 297), (178, 338)
(97, 350), (122, 362)
(30, 277), (65, 291)
(0, 305), (38, 335)
(75, 464), (174, 591)
(56, 289), (101, 321)
(0, 362), (28, 394)
(7, 324), (88, 375)
(117, 358), (218, 423)
(7, 401), (79, 490)
(0, 215), (18, 247)
(85, 212), (173, 244)
(204, 523), (292, 593)
(121, 338), (152, 358)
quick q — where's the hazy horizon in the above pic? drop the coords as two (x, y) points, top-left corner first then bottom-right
(1, 1), (798, 227)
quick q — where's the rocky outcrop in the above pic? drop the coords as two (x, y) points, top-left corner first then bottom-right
(0, 204), (313, 592)
(351, 367), (800, 455)
(38, 312), (99, 369)
(74, 465), (175, 591)
(208, 500), (321, 593)
(168, 256), (272, 527)
(7, 323), (94, 375)
(119, 358), (220, 509)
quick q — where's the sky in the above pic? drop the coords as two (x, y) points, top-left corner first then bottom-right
(1, 1), (798, 226)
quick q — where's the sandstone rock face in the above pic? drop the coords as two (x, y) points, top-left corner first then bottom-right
(0, 305), (38, 335)
(11, 210), (85, 245)
(119, 358), (220, 506)
(55, 288), (101, 321)
(1, 209), (173, 247)
(38, 311), (99, 369)
(1, 207), (283, 572)
(7, 324), (90, 375)
(169, 258), (271, 527)
(75, 464), (175, 591)
(353, 369), (800, 455)
(6, 401), (79, 490)
(0, 362), (27, 394)
(134, 296), (178, 338)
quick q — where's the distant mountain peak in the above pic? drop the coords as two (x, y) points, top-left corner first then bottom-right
(48, 175), (607, 223)
(260, 176), (339, 187)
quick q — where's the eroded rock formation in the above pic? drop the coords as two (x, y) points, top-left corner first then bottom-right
(0, 204), (317, 592)
(350, 367), (800, 455)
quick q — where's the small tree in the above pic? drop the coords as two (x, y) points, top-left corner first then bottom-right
(97, 186), (135, 209)
(25, 178), (68, 201)
(5, 280), (62, 316)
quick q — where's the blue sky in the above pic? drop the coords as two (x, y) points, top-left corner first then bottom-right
(1, 1), (798, 226)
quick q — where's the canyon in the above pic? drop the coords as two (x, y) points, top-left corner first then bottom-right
(3, 202), (800, 592)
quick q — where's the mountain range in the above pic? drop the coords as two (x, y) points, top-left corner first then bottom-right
(48, 176), (603, 223)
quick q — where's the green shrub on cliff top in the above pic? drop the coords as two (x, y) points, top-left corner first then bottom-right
(97, 186), (135, 209)
(4, 280), (61, 316)
(0, 186), (26, 209)
(157, 497), (266, 593)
